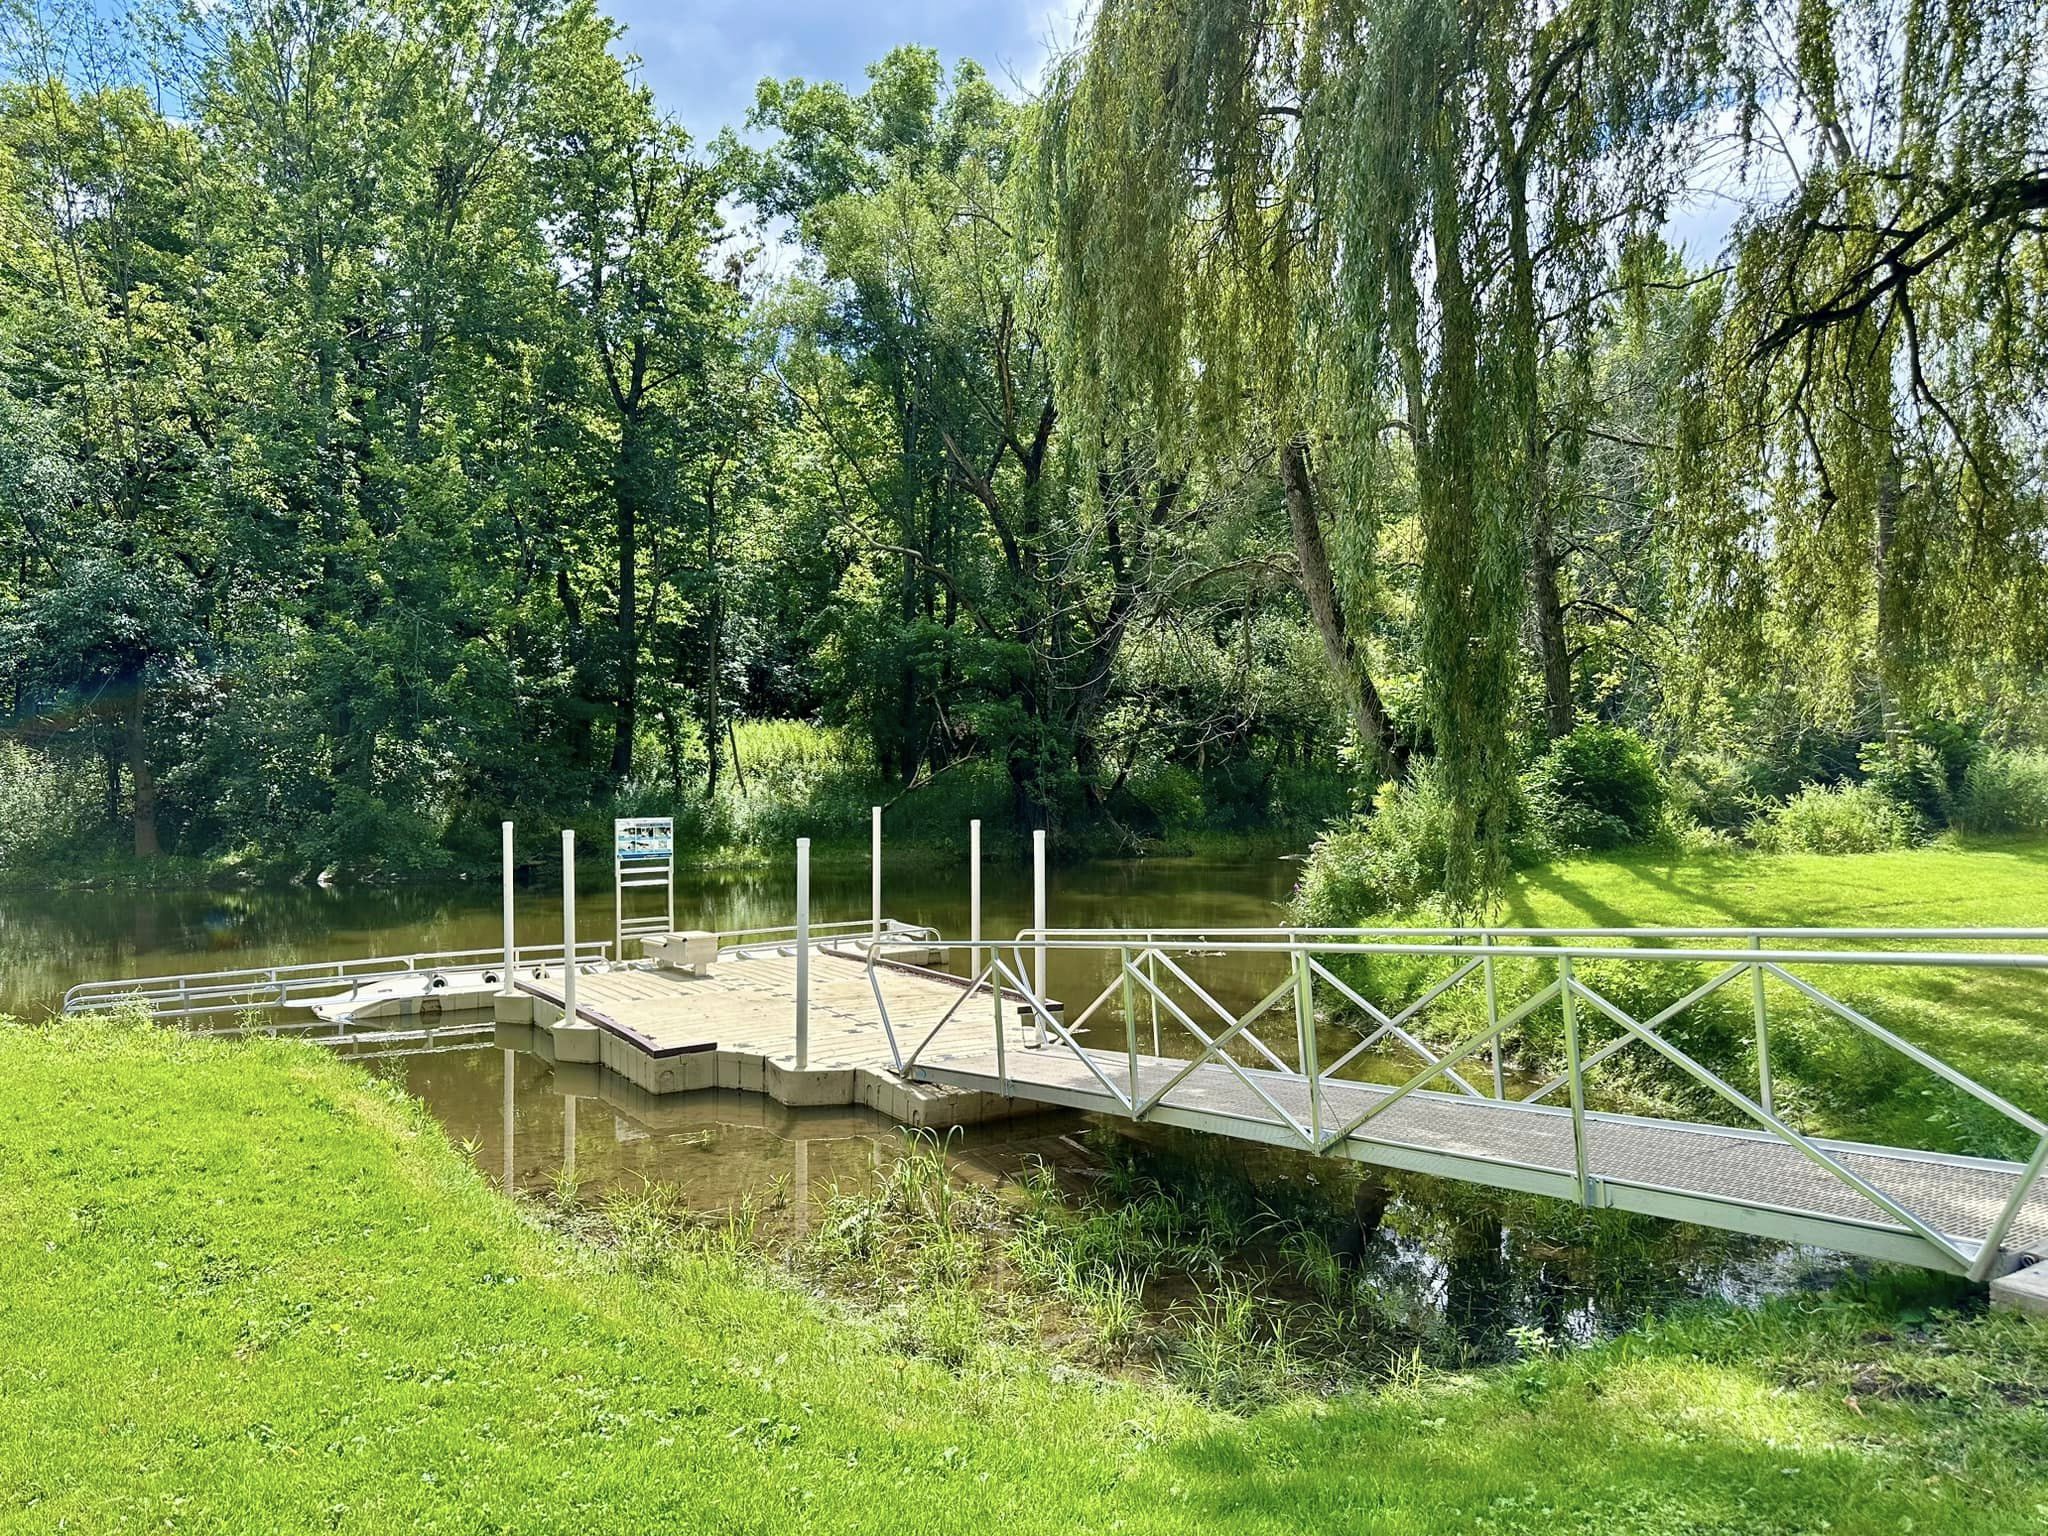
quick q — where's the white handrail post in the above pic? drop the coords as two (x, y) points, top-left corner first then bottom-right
(1750, 934), (1774, 1116)
(1483, 930), (1503, 1098)
(1561, 953), (1589, 1204)
(500, 821), (517, 997)
(1293, 943), (1321, 1147)
(560, 828), (578, 1026)
(1031, 828), (1048, 1048)
(969, 818), (982, 991)
(795, 837), (811, 1070)
(871, 805), (883, 941)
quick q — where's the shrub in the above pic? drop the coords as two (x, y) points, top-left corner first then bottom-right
(1292, 768), (1458, 923)
(1750, 782), (1918, 854)
(1127, 763), (1206, 832)
(0, 741), (102, 869)
(1526, 724), (1665, 850)
(1667, 751), (1762, 834)
(1857, 716), (1983, 830)
(1955, 749), (2048, 835)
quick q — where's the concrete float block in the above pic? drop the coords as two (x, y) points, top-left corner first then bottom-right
(1992, 1258), (2048, 1319)
(853, 1069), (892, 1114)
(714, 1050), (768, 1095)
(668, 1052), (716, 1094)
(599, 1035), (655, 1093)
(764, 1058), (855, 1108)
(493, 994), (538, 1026)
(549, 1020), (603, 1064)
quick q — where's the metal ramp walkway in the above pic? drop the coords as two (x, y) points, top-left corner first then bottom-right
(912, 1045), (2048, 1270)
(869, 926), (2048, 1282)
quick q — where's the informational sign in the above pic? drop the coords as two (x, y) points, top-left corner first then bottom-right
(614, 816), (676, 949)
(614, 817), (674, 863)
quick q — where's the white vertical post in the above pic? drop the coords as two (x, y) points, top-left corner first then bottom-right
(969, 819), (982, 988)
(500, 820), (517, 997)
(871, 805), (883, 941)
(560, 829), (578, 1026)
(795, 837), (811, 1070)
(1031, 828), (1048, 1048)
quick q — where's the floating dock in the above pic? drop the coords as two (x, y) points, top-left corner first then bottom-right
(495, 946), (1040, 1128)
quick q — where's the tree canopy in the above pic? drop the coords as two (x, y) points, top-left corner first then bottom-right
(0, 0), (2042, 891)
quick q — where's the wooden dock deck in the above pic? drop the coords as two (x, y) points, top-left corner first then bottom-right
(498, 951), (1037, 1127)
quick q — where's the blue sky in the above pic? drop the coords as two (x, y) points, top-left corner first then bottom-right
(605, 0), (1083, 149)
(610, 0), (1741, 260)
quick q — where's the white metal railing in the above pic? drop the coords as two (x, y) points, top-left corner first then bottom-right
(716, 918), (936, 958)
(870, 924), (2048, 1280)
(61, 941), (612, 1024)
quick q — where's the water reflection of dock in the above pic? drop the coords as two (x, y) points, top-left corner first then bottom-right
(476, 1045), (1083, 1222)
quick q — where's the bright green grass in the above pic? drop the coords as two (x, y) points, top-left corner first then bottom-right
(1494, 840), (2048, 1149)
(5, 1020), (2048, 1533)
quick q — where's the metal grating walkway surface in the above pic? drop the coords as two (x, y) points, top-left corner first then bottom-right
(911, 1046), (2048, 1267)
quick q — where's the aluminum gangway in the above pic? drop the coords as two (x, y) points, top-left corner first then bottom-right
(61, 941), (611, 1031)
(866, 925), (2048, 1284)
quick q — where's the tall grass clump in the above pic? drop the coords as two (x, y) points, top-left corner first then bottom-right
(0, 740), (106, 870)
(1955, 749), (2048, 835)
(1292, 765), (1460, 921)
(1749, 782), (1919, 853)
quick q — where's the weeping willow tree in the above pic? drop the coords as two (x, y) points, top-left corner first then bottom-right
(1037, 0), (1715, 903)
(1681, 0), (2048, 727)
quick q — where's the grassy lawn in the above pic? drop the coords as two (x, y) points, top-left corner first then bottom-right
(1484, 840), (2048, 1153)
(5, 1018), (2048, 1533)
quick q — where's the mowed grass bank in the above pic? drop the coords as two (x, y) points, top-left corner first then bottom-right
(1494, 840), (2048, 1152)
(5, 1022), (2048, 1533)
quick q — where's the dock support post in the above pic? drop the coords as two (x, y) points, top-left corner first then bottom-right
(1031, 828), (1047, 1048)
(500, 821), (516, 997)
(1121, 946), (1139, 1108)
(969, 819), (982, 993)
(871, 805), (883, 941)
(560, 829), (578, 1026)
(795, 837), (811, 1070)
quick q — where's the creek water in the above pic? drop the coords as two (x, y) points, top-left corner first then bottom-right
(0, 846), (1300, 1020)
(7, 847), (1849, 1351)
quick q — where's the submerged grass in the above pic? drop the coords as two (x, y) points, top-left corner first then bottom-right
(6, 1018), (2048, 1533)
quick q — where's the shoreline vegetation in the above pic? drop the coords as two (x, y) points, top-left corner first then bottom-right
(6, 1017), (2047, 1533)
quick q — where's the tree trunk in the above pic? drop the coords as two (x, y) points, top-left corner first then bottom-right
(610, 409), (645, 782)
(703, 477), (723, 799)
(1529, 510), (1575, 739)
(127, 681), (159, 858)
(1279, 436), (1403, 767)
